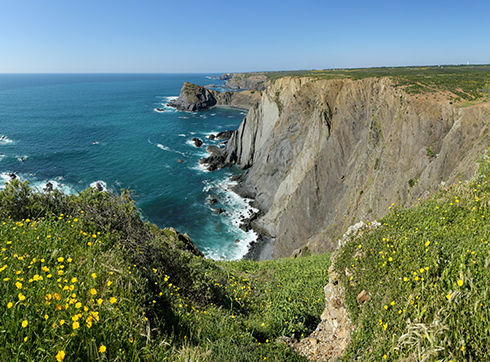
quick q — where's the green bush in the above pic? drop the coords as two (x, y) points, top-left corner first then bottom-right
(0, 181), (330, 361)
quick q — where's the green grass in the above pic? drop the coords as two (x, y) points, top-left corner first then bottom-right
(254, 64), (490, 102)
(5, 143), (490, 361)
(0, 179), (330, 361)
(334, 151), (490, 361)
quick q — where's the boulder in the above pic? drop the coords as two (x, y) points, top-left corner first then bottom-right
(191, 137), (203, 147)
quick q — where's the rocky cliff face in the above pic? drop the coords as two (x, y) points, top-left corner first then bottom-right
(168, 82), (261, 112)
(168, 82), (218, 111)
(225, 73), (269, 90)
(224, 76), (490, 258)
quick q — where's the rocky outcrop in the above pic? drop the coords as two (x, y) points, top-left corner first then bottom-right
(223, 76), (490, 258)
(168, 82), (261, 112)
(219, 73), (234, 80)
(290, 221), (380, 360)
(168, 82), (219, 111)
(216, 90), (262, 111)
(200, 145), (228, 171)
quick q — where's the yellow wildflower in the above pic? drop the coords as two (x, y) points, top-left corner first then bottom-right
(55, 350), (65, 361)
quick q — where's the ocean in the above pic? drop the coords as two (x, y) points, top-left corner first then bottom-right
(0, 73), (257, 260)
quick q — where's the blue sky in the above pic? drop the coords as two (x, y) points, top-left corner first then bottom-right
(1, 0), (488, 73)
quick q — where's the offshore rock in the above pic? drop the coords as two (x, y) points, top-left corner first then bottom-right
(168, 82), (261, 112)
(191, 137), (203, 147)
(168, 82), (218, 111)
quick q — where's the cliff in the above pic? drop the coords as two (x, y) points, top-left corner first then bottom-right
(224, 73), (269, 90)
(223, 76), (490, 258)
(168, 82), (261, 111)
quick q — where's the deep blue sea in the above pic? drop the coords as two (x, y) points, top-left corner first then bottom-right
(0, 73), (256, 260)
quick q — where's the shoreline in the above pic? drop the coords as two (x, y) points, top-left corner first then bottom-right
(242, 235), (275, 261)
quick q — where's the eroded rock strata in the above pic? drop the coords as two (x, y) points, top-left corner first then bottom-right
(168, 82), (261, 112)
(219, 76), (490, 259)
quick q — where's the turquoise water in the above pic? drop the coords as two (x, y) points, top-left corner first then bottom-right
(0, 73), (256, 260)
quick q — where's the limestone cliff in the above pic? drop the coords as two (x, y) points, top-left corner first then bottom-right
(224, 76), (490, 258)
(168, 82), (261, 112)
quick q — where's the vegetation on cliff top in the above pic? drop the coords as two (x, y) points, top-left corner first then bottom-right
(334, 149), (490, 361)
(0, 179), (329, 361)
(255, 64), (490, 102)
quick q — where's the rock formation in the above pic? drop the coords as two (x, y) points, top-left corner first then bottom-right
(168, 82), (261, 112)
(168, 82), (218, 111)
(220, 76), (490, 258)
(224, 73), (268, 91)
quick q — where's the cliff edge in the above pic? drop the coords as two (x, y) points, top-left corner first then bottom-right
(223, 76), (490, 258)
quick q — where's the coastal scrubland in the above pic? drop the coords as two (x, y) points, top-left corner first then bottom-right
(250, 64), (490, 103)
(0, 180), (328, 361)
(334, 149), (490, 361)
(4, 152), (490, 360)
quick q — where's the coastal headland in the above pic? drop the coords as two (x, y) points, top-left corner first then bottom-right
(173, 66), (490, 260)
(3, 66), (490, 360)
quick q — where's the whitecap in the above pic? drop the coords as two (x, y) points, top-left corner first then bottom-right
(0, 172), (16, 184)
(90, 180), (107, 192)
(0, 136), (15, 145)
(149, 139), (186, 156)
(178, 134), (186, 137)
(191, 161), (210, 173)
(157, 144), (171, 152)
(201, 176), (259, 260)
(0, 173), (78, 195)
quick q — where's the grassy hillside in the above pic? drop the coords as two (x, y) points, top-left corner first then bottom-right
(256, 65), (490, 103)
(0, 180), (330, 361)
(4, 145), (490, 361)
(334, 150), (490, 361)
